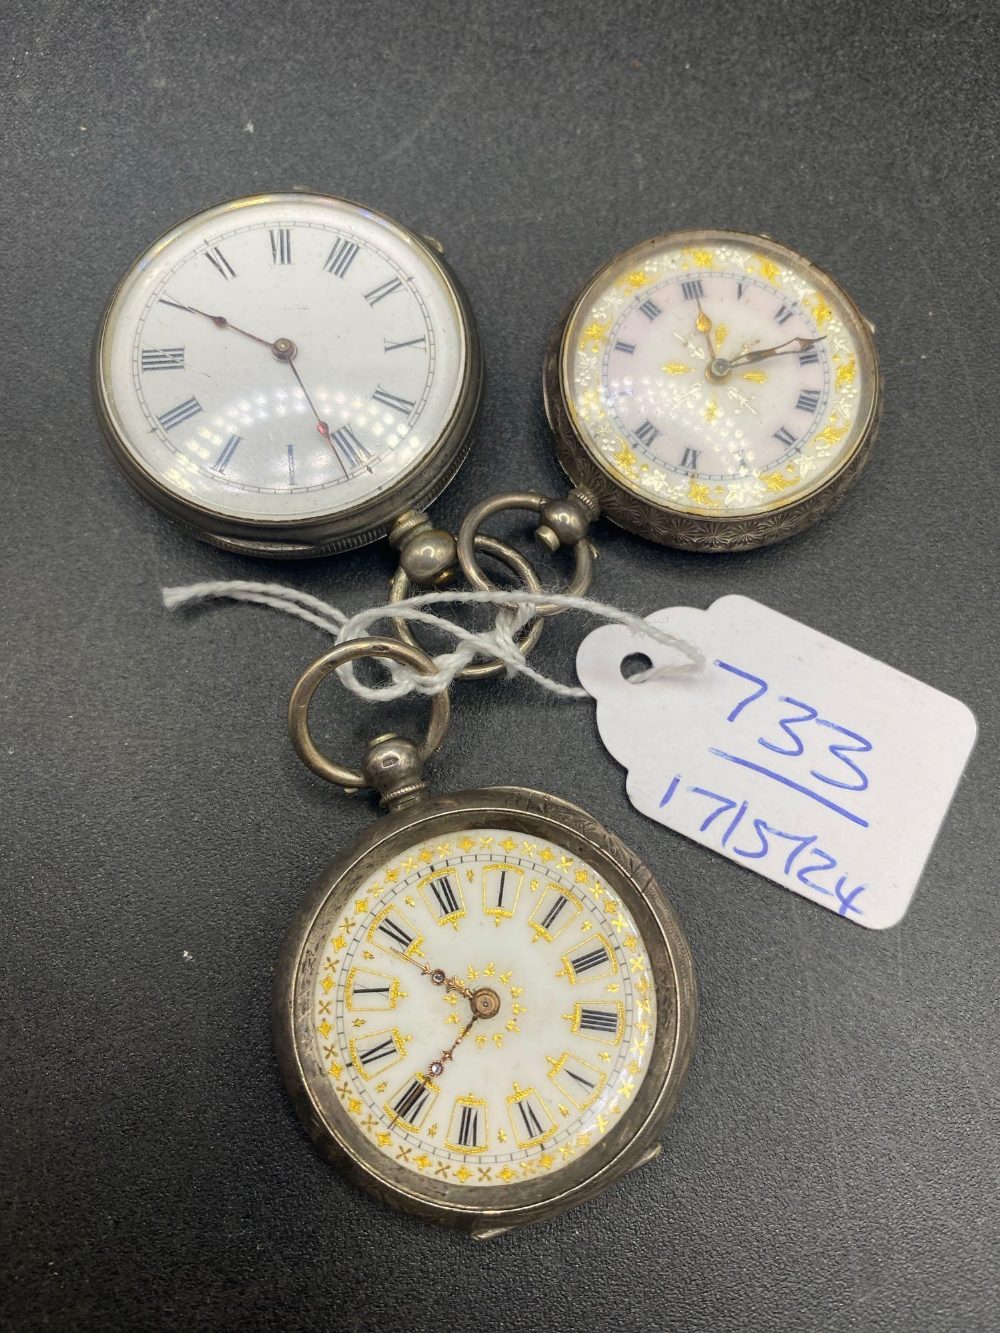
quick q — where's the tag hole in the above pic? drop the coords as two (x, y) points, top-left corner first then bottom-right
(620, 652), (653, 683)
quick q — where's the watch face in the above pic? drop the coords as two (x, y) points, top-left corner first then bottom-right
(309, 826), (656, 1189)
(275, 783), (699, 1232)
(95, 193), (474, 535)
(558, 230), (879, 522)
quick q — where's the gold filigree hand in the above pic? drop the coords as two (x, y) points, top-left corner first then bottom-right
(425, 1013), (480, 1078)
(727, 335), (825, 368)
(387, 950), (475, 1001)
(694, 296), (716, 360)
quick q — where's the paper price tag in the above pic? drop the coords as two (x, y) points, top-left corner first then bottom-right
(576, 596), (976, 929)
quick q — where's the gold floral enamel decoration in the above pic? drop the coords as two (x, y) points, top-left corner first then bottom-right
(545, 227), (881, 550)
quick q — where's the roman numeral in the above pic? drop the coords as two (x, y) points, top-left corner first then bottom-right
(157, 397), (202, 431)
(681, 279), (705, 301)
(635, 419), (659, 446)
(369, 907), (422, 959)
(444, 1097), (487, 1151)
(457, 1105), (480, 1147)
(358, 1036), (398, 1067)
(269, 228), (292, 264)
(517, 1098), (544, 1139)
(568, 943), (609, 975)
(384, 335), (426, 352)
(324, 238), (359, 277)
(774, 304), (794, 324)
(507, 1088), (552, 1145)
(680, 446), (701, 471)
(364, 276), (403, 305)
(375, 915), (413, 951)
(736, 281), (745, 300)
(484, 865), (522, 919)
(350, 1028), (406, 1081)
(548, 1052), (607, 1108)
(204, 246), (236, 280)
(347, 968), (399, 1012)
(392, 1078), (431, 1123)
(212, 434), (241, 473)
(773, 425), (797, 448)
(371, 386), (415, 416)
(141, 347), (184, 372)
(540, 895), (570, 931)
(563, 936), (616, 983)
(329, 425), (372, 468)
(796, 389), (821, 413)
(578, 1007), (620, 1035)
(614, 340), (636, 355)
(570, 1001), (624, 1043)
(530, 887), (580, 940)
(638, 299), (661, 321)
(426, 873), (461, 919)
(799, 348), (820, 366)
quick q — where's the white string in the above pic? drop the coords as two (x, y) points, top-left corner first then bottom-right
(162, 579), (704, 701)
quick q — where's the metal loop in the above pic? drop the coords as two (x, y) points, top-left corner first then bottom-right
(388, 533), (546, 681)
(288, 637), (450, 789)
(456, 492), (596, 618)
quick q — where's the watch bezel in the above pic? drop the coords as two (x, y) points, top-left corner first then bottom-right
(273, 785), (696, 1236)
(92, 190), (483, 558)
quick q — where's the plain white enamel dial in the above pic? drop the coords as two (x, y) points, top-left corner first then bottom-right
(97, 194), (469, 525)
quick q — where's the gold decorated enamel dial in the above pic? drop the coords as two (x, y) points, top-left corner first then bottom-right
(545, 229), (881, 551)
(315, 828), (655, 1185)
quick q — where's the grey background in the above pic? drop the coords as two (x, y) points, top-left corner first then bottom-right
(2, 2), (998, 1330)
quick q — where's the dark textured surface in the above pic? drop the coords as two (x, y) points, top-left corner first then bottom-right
(2, 2), (999, 1330)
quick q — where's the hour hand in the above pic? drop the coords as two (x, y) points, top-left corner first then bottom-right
(388, 949), (474, 1001)
(694, 297), (715, 359)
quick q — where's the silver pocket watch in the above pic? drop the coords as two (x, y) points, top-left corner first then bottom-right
(94, 191), (482, 557)
(274, 636), (696, 1236)
(542, 228), (882, 552)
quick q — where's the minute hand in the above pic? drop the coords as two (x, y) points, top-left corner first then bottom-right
(727, 335), (824, 368)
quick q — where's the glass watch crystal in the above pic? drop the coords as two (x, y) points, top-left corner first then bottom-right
(94, 192), (482, 556)
(544, 229), (881, 551)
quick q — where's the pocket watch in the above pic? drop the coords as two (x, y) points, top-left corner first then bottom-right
(543, 228), (882, 552)
(93, 191), (482, 557)
(274, 637), (696, 1236)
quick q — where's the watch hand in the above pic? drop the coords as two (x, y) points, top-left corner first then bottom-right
(386, 949), (475, 1001)
(159, 295), (278, 351)
(161, 292), (351, 475)
(425, 1012), (480, 1079)
(727, 335), (825, 368)
(386, 1009), (481, 1131)
(423, 982), (501, 1078)
(694, 296), (716, 360)
(277, 348), (350, 480)
(673, 330), (705, 360)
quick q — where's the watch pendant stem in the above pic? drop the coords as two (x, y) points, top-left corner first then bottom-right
(361, 733), (428, 809)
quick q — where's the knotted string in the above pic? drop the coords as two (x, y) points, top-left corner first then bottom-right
(161, 580), (703, 700)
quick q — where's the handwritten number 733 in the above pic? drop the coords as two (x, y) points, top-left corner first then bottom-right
(713, 660), (874, 821)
